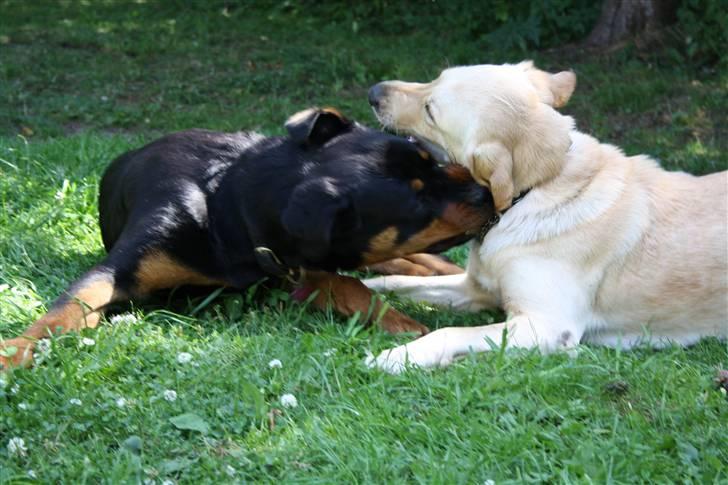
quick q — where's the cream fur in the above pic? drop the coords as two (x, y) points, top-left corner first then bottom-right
(366, 61), (728, 373)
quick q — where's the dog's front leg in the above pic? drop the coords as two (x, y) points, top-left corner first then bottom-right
(367, 314), (584, 374)
(363, 273), (496, 312)
(366, 324), (505, 373)
(366, 253), (464, 277)
(301, 272), (430, 335)
(367, 262), (589, 373)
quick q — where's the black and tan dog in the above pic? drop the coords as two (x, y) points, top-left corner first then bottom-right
(0, 107), (493, 368)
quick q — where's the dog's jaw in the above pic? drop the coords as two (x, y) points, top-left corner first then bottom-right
(371, 106), (396, 133)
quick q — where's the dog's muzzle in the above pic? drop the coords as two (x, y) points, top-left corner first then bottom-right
(368, 82), (387, 111)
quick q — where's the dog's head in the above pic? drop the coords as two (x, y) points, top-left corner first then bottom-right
(368, 61), (576, 211)
(278, 107), (493, 271)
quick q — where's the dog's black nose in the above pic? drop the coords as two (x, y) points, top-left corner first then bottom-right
(368, 83), (386, 110)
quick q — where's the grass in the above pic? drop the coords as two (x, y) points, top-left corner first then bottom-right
(1, 1), (727, 483)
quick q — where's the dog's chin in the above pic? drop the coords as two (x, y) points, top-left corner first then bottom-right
(371, 108), (393, 129)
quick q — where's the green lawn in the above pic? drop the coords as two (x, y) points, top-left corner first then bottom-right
(1, 1), (726, 483)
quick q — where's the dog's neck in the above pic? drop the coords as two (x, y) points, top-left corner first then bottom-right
(478, 131), (639, 254)
(525, 130), (634, 218)
(476, 188), (531, 242)
(556, 131), (614, 187)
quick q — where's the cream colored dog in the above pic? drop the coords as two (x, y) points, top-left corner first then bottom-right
(365, 61), (728, 373)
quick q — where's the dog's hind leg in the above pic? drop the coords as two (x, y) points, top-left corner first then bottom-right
(0, 263), (126, 368)
(0, 243), (225, 369)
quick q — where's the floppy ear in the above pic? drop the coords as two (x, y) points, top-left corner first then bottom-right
(546, 71), (576, 108)
(511, 102), (573, 192)
(469, 142), (514, 212)
(520, 60), (577, 108)
(281, 177), (359, 260)
(285, 107), (352, 146)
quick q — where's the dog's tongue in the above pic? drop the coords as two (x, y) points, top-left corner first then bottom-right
(291, 285), (315, 302)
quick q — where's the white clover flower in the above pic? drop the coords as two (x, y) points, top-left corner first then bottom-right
(163, 389), (177, 402)
(116, 397), (127, 408)
(10, 384), (19, 395)
(27, 470), (37, 479)
(69, 398), (82, 406)
(36, 339), (51, 354)
(80, 337), (95, 347)
(33, 339), (52, 364)
(483, 480), (495, 485)
(176, 352), (192, 364)
(109, 313), (138, 325)
(323, 348), (337, 357)
(225, 465), (236, 477)
(0, 375), (7, 389)
(7, 437), (27, 457)
(18, 402), (29, 410)
(268, 358), (282, 369)
(280, 393), (298, 408)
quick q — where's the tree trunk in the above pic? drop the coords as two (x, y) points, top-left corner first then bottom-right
(586, 0), (677, 47)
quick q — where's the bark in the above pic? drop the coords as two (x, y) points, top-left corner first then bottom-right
(586, 0), (678, 47)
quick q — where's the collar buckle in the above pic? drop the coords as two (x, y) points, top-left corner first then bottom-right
(476, 188), (531, 243)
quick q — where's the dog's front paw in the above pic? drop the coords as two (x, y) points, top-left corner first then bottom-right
(365, 345), (411, 374)
(365, 336), (452, 374)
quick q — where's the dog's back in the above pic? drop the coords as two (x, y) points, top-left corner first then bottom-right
(98, 129), (265, 251)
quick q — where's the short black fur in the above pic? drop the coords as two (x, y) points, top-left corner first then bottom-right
(98, 107), (491, 293)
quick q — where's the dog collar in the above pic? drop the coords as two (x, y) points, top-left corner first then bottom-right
(476, 189), (531, 242)
(253, 246), (304, 285)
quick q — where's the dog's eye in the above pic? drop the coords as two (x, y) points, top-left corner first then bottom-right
(424, 102), (435, 123)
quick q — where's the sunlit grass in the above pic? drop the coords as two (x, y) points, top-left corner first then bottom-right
(1, 1), (726, 482)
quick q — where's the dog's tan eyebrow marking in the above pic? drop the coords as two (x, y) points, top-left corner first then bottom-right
(411, 179), (425, 191)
